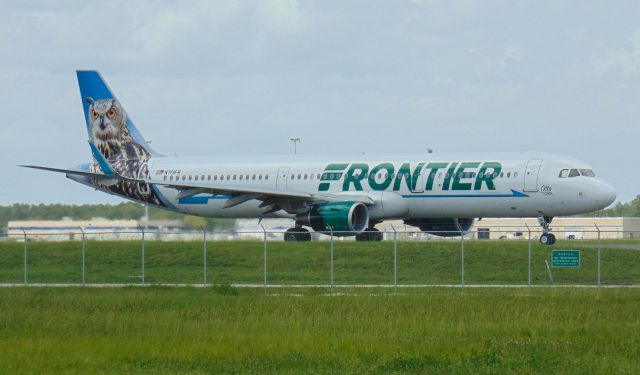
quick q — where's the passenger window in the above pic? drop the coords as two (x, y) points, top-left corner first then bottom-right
(189, 175), (192, 181)
(195, 175), (199, 181)
(163, 175), (167, 181)
(499, 172), (504, 178)
(514, 172), (518, 177)
(559, 169), (569, 178)
(239, 175), (243, 180)
(580, 169), (596, 177)
(252, 174), (256, 180)
(258, 175), (262, 180)
(507, 172), (511, 178)
(304, 174), (308, 179)
(569, 169), (580, 177)
(265, 175), (269, 180)
(169, 176), (173, 181)
(233, 175), (237, 180)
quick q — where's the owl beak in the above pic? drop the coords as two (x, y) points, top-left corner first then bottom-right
(99, 117), (106, 131)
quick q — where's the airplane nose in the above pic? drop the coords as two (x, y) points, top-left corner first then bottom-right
(597, 181), (617, 208)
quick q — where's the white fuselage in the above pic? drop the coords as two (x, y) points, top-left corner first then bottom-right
(132, 152), (616, 221)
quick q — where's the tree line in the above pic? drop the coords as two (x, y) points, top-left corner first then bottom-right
(1, 195), (636, 231)
(588, 195), (640, 217)
(0, 202), (235, 231)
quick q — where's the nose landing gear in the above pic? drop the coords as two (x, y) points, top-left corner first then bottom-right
(538, 215), (556, 245)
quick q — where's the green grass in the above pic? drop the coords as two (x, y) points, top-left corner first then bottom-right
(0, 287), (639, 374)
(1, 239), (640, 285)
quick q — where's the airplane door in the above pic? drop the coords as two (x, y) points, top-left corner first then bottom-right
(523, 159), (543, 192)
(276, 167), (290, 191)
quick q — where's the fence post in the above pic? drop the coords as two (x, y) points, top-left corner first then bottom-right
(79, 227), (86, 285)
(140, 227), (145, 286)
(330, 228), (334, 292)
(203, 228), (207, 286)
(261, 224), (267, 294)
(391, 224), (398, 294)
(460, 231), (465, 288)
(21, 227), (27, 285)
(595, 223), (601, 287)
(525, 223), (531, 290)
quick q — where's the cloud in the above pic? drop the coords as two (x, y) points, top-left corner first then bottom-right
(593, 31), (640, 77)
(0, 1), (639, 204)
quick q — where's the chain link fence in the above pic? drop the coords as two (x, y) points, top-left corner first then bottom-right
(1, 226), (639, 290)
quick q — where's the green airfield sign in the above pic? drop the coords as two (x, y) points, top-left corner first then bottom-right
(552, 250), (581, 268)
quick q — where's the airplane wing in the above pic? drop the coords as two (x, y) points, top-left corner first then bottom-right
(21, 165), (374, 213)
(138, 178), (375, 213)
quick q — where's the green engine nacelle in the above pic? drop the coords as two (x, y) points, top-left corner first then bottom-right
(298, 201), (370, 236)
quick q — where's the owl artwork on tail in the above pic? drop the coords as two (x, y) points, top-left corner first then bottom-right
(86, 97), (163, 206)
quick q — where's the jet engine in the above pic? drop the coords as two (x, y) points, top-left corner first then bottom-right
(297, 202), (369, 235)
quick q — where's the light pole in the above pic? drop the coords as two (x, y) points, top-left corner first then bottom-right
(289, 137), (301, 155)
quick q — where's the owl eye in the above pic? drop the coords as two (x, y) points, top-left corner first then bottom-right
(90, 111), (98, 120)
(106, 108), (116, 119)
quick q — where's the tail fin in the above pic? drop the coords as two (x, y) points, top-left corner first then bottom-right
(76, 70), (156, 162)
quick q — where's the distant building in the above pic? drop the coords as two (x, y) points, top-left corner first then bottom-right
(467, 217), (640, 240)
(236, 217), (640, 241)
(7, 219), (183, 241)
(6, 217), (640, 241)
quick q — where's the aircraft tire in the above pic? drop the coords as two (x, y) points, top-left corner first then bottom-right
(356, 228), (383, 242)
(539, 233), (556, 245)
(284, 227), (311, 242)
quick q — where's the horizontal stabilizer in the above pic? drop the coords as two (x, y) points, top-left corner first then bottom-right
(19, 165), (114, 179)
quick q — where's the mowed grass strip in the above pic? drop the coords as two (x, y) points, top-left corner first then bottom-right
(0, 287), (639, 374)
(1, 239), (640, 285)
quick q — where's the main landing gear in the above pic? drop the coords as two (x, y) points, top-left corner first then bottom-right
(284, 226), (311, 242)
(355, 227), (384, 242)
(538, 215), (556, 245)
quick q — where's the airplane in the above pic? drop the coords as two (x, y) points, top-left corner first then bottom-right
(23, 71), (617, 245)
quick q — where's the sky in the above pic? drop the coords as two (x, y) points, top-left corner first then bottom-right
(1, 0), (639, 205)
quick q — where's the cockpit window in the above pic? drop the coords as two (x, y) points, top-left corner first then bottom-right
(568, 169), (580, 177)
(579, 169), (596, 177)
(559, 169), (569, 178)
